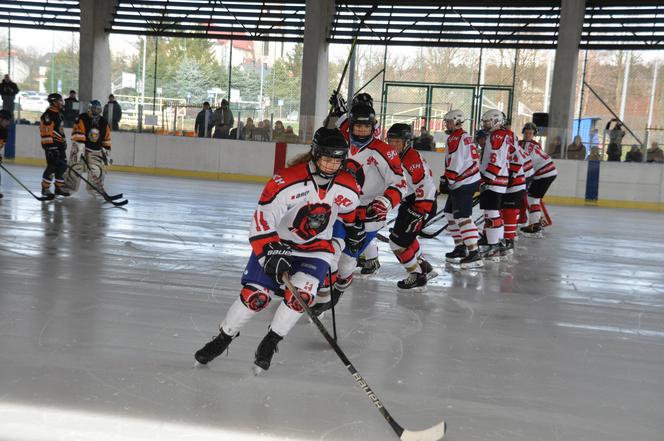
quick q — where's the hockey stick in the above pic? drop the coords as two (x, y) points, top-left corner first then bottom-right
(62, 161), (128, 207)
(80, 154), (124, 200)
(328, 268), (338, 342)
(0, 163), (54, 201)
(283, 274), (446, 441)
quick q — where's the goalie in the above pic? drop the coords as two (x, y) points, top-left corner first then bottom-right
(64, 100), (112, 195)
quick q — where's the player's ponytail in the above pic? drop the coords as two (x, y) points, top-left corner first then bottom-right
(288, 150), (314, 167)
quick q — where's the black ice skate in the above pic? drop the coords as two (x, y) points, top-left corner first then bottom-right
(359, 257), (380, 276)
(194, 329), (236, 365)
(397, 272), (428, 290)
(460, 249), (484, 269)
(499, 239), (513, 259)
(520, 223), (543, 238)
(445, 244), (467, 263)
(253, 329), (283, 375)
(481, 244), (502, 262)
(54, 186), (71, 197)
(41, 187), (54, 198)
(418, 256), (438, 281)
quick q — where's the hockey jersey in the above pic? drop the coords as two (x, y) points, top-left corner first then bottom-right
(444, 128), (480, 190)
(506, 134), (526, 194)
(521, 139), (557, 180)
(39, 107), (66, 149)
(517, 140), (534, 179)
(250, 162), (361, 265)
(401, 147), (437, 213)
(338, 122), (406, 232)
(479, 128), (513, 193)
(72, 113), (111, 151)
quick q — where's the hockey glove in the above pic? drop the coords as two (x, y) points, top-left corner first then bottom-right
(328, 91), (348, 117)
(262, 241), (292, 284)
(345, 222), (366, 255)
(366, 195), (391, 222)
(438, 176), (450, 195)
(403, 206), (426, 234)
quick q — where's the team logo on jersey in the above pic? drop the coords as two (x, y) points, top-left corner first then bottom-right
(88, 128), (100, 143)
(345, 159), (365, 188)
(289, 203), (332, 240)
(273, 174), (285, 185)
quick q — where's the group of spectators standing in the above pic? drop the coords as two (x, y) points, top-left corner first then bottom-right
(546, 119), (664, 163)
(194, 99), (300, 143)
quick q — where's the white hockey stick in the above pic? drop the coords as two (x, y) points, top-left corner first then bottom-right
(283, 274), (446, 440)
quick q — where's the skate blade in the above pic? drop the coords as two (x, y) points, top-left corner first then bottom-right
(445, 257), (463, 264)
(461, 261), (484, 269)
(252, 365), (265, 376)
(397, 285), (427, 293)
(355, 270), (379, 278)
(425, 269), (439, 281)
(194, 361), (209, 368)
(521, 232), (543, 238)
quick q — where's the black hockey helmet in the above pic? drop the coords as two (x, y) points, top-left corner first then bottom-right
(311, 127), (349, 178)
(47, 93), (64, 107)
(0, 109), (11, 120)
(348, 103), (376, 144)
(386, 123), (413, 157)
(88, 100), (102, 117)
(352, 93), (373, 108)
(522, 122), (538, 135)
(474, 129), (488, 145)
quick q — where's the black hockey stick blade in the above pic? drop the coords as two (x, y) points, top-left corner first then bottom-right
(283, 274), (446, 441)
(0, 163), (55, 201)
(106, 192), (123, 201)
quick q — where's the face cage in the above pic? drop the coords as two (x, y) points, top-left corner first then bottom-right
(313, 151), (347, 179)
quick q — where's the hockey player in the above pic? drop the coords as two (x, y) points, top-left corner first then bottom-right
(519, 122), (557, 237)
(386, 123), (438, 288)
(194, 128), (360, 374)
(312, 103), (406, 314)
(0, 109), (10, 199)
(65, 100), (112, 196)
(500, 122), (526, 254)
(439, 109), (483, 268)
(478, 109), (512, 261)
(39, 93), (70, 197)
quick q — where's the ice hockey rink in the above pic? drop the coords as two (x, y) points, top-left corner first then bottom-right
(1, 164), (663, 441)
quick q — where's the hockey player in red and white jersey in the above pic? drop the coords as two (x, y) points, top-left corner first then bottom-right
(519, 122), (557, 237)
(385, 123), (438, 289)
(500, 124), (526, 255)
(194, 128), (360, 374)
(478, 109), (512, 261)
(311, 102), (406, 314)
(439, 109), (483, 269)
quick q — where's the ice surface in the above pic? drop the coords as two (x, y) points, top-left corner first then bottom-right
(1, 165), (664, 441)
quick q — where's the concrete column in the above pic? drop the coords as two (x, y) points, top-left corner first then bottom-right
(78, 0), (115, 104)
(298, 0), (334, 142)
(548, 0), (586, 150)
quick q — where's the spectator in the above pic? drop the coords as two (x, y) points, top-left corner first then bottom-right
(414, 128), (434, 151)
(566, 135), (586, 160)
(194, 102), (213, 138)
(212, 99), (234, 139)
(646, 142), (664, 163)
(548, 136), (562, 158)
(625, 144), (643, 163)
(589, 128), (601, 153)
(284, 125), (300, 143)
(606, 142), (622, 162)
(587, 146), (602, 161)
(242, 117), (256, 140)
(607, 120), (626, 146)
(63, 90), (79, 128)
(253, 120), (269, 142)
(272, 120), (286, 142)
(103, 94), (122, 131)
(1, 74), (19, 116)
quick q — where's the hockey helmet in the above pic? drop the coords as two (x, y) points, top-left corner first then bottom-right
(352, 93), (374, 108)
(386, 123), (413, 156)
(88, 100), (102, 117)
(443, 109), (465, 126)
(311, 127), (349, 179)
(47, 93), (64, 107)
(348, 103), (377, 144)
(481, 109), (505, 131)
(522, 122), (538, 135)
(474, 129), (489, 145)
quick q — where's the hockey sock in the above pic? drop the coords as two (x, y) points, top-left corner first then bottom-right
(270, 301), (302, 337)
(390, 239), (421, 273)
(459, 217), (480, 250)
(446, 216), (462, 245)
(501, 208), (519, 240)
(527, 196), (542, 225)
(221, 296), (258, 336)
(362, 238), (379, 260)
(483, 210), (504, 245)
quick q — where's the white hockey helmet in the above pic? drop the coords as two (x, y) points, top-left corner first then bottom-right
(443, 109), (465, 126)
(481, 109), (506, 131)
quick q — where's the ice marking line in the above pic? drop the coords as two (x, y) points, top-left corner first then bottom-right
(318, 420), (364, 441)
(160, 225), (187, 245)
